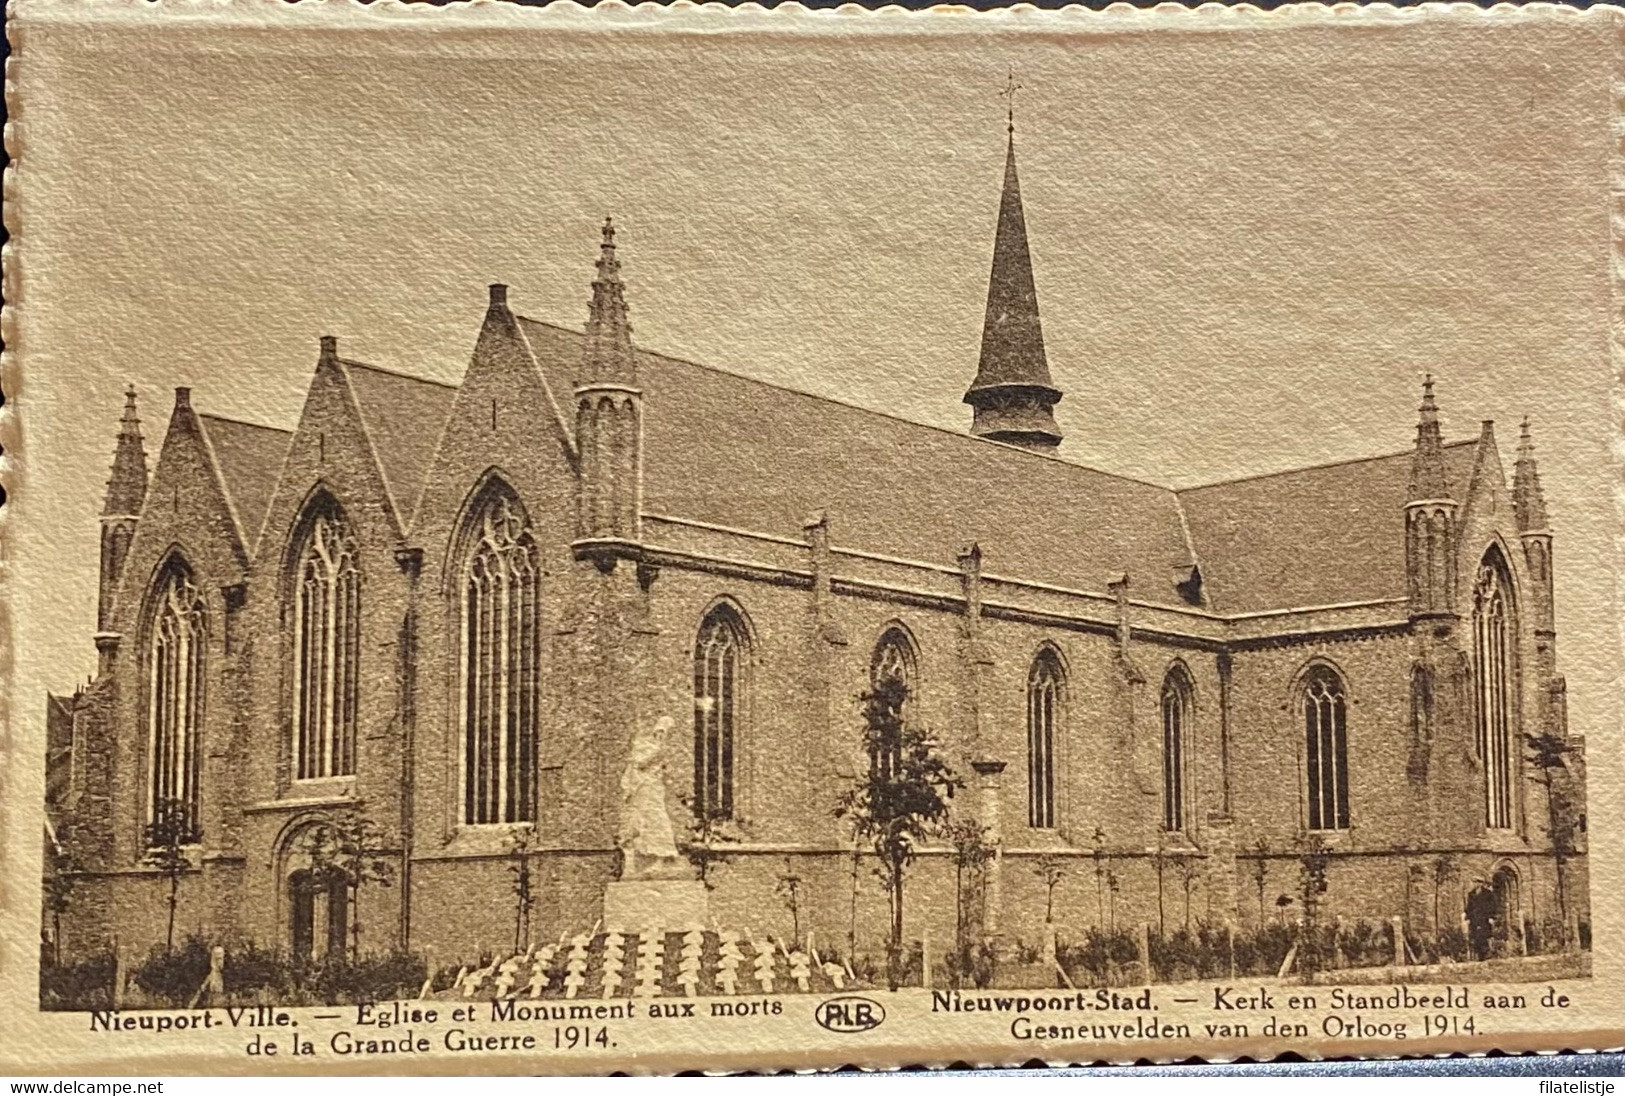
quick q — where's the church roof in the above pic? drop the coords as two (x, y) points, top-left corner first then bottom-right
(197, 413), (293, 548)
(515, 316), (1496, 613)
(342, 359), (458, 523)
(181, 317), (1486, 617)
(1177, 440), (1479, 614)
(519, 318), (1197, 607)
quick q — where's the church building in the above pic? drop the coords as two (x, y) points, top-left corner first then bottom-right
(45, 121), (1589, 969)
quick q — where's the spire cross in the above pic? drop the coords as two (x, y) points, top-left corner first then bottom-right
(1000, 71), (1022, 135)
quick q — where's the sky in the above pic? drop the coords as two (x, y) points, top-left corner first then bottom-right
(8, 3), (1621, 769)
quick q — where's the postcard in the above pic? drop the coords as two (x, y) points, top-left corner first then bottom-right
(2, 0), (1620, 1073)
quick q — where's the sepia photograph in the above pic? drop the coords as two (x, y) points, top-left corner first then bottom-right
(2, 0), (1620, 1074)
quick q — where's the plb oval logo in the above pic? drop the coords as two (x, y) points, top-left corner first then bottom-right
(815, 996), (886, 1033)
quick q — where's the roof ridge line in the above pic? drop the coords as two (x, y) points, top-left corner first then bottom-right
(196, 410), (294, 436)
(330, 358), (410, 538)
(190, 413), (255, 562)
(1178, 437), (1479, 493)
(340, 356), (461, 391)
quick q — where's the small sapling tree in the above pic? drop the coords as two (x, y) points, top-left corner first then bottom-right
(142, 797), (199, 955)
(1177, 853), (1201, 932)
(307, 810), (395, 961)
(1250, 838), (1271, 927)
(1090, 827), (1108, 928)
(1296, 833), (1331, 976)
(834, 675), (958, 990)
(507, 825), (537, 954)
(1033, 853), (1065, 927)
(944, 818), (994, 986)
(775, 860), (805, 950)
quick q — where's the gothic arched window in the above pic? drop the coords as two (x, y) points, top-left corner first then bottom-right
(1303, 664), (1350, 831)
(292, 504), (360, 780)
(1473, 550), (1517, 830)
(460, 489), (540, 825)
(1160, 667), (1192, 833)
(693, 604), (747, 820)
(868, 627), (917, 782)
(1027, 650), (1063, 830)
(147, 560), (206, 836)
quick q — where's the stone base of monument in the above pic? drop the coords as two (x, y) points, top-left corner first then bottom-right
(603, 879), (711, 933)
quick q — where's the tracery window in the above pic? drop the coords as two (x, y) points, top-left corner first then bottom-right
(1473, 551), (1516, 830)
(1027, 650), (1063, 829)
(460, 491), (540, 825)
(869, 627), (917, 782)
(1160, 667), (1192, 833)
(1303, 664), (1350, 831)
(693, 604), (747, 820)
(292, 505), (360, 780)
(147, 561), (206, 836)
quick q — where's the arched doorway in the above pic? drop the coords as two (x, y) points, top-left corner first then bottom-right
(1464, 864), (1521, 961)
(289, 867), (348, 964)
(281, 821), (350, 964)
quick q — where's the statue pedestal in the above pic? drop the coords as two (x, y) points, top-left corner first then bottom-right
(604, 879), (711, 934)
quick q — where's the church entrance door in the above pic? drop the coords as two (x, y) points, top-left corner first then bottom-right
(1464, 865), (1520, 961)
(289, 868), (349, 964)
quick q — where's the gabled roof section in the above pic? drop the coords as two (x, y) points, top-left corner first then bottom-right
(516, 317), (1195, 606)
(342, 360), (458, 525)
(1178, 440), (1478, 614)
(516, 317), (586, 396)
(181, 304), (1496, 620)
(196, 414), (293, 553)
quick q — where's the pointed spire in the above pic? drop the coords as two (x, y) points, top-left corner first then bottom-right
(1514, 416), (1550, 532)
(102, 385), (149, 517)
(582, 216), (637, 387)
(963, 88), (1062, 451)
(1407, 374), (1449, 501)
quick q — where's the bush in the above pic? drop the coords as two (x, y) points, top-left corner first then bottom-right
(1057, 926), (1139, 986)
(1193, 921), (1234, 979)
(310, 952), (427, 1005)
(133, 936), (212, 1006)
(223, 941), (294, 998)
(1148, 928), (1196, 982)
(944, 939), (998, 989)
(1242, 922), (1295, 976)
(1436, 925), (1470, 962)
(1336, 919), (1391, 969)
(40, 951), (117, 1011)
(1406, 925), (1470, 964)
(1294, 922), (1336, 977)
(1147, 922), (1241, 982)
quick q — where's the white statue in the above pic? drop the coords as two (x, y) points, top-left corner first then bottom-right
(618, 715), (688, 880)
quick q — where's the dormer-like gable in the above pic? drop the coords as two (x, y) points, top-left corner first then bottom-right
(252, 336), (442, 570)
(109, 388), (260, 637)
(413, 285), (578, 590)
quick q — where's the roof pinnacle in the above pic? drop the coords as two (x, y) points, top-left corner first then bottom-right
(1001, 70), (1021, 138)
(597, 216), (621, 284)
(103, 385), (149, 517)
(1408, 373), (1449, 502)
(1514, 415), (1550, 532)
(582, 217), (637, 387)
